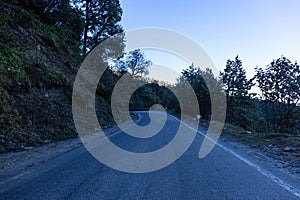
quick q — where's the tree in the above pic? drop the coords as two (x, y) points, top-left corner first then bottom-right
(220, 56), (254, 97)
(50, 1), (84, 44)
(79, 0), (123, 55)
(7, 0), (82, 29)
(178, 65), (221, 119)
(130, 84), (160, 109)
(255, 56), (300, 133)
(220, 56), (264, 131)
(112, 49), (152, 78)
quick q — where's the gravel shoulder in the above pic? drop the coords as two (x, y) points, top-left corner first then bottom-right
(0, 138), (83, 182)
(220, 135), (300, 176)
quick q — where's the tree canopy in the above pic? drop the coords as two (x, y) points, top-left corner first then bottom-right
(221, 56), (254, 97)
(112, 49), (152, 78)
(255, 57), (300, 133)
(78, 0), (123, 55)
(220, 56), (264, 131)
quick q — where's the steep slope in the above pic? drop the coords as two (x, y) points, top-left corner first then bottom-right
(0, 3), (115, 152)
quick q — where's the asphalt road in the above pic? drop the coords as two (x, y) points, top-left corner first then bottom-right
(1, 112), (300, 200)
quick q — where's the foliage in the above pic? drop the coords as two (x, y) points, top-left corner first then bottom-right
(2, 0), (299, 154)
(112, 49), (152, 77)
(77, 0), (123, 54)
(0, 47), (29, 93)
(0, 87), (22, 152)
(220, 56), (264, 132)
(155, 84), (180, 114)
(255, 57), (300, 133)
(3, 0), (83, 58)
(177, 65), (221, 119)
(130, 84), (159, 109)
(127, 82), (179, 116)
(0, 2), (82, 152)
(0, 1), (126, 152)
(220, 56), (254, 97)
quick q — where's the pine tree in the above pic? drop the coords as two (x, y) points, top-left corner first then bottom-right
(79, 0), (123, 55)
(220, 56), (263, 131)
(220, 56), (254, 97)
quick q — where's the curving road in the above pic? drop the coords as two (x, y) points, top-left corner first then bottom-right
(1, 112), (300, 200)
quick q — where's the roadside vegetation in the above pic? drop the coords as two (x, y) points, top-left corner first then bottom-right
(0, 0), (122, 152)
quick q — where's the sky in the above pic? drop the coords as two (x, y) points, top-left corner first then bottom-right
(119, 0), (300, 84)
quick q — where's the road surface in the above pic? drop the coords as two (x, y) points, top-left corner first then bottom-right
(1, 112), (300, 199)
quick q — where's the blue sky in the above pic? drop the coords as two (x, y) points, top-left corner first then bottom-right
(119, 0), (300, 82)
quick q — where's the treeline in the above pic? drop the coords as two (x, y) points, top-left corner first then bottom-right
(99, 38), (300, 135)
(188, 57), (299, 134)
(114, 54), (300, 135)
(222, 56), (299, 134)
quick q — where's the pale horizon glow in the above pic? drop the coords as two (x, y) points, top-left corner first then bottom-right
(144, 49), (189, 84)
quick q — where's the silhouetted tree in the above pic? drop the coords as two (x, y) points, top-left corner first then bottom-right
(220, 56), (254, 97)
(178, 65), (220, 119)
(112, 49), (152, 78)
(255, 56), (300, 133)
(78, 0), (123, 55)
(220, 56), (264, 131)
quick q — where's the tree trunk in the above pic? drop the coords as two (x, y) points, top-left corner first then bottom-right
(83, 1), (90, 55)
